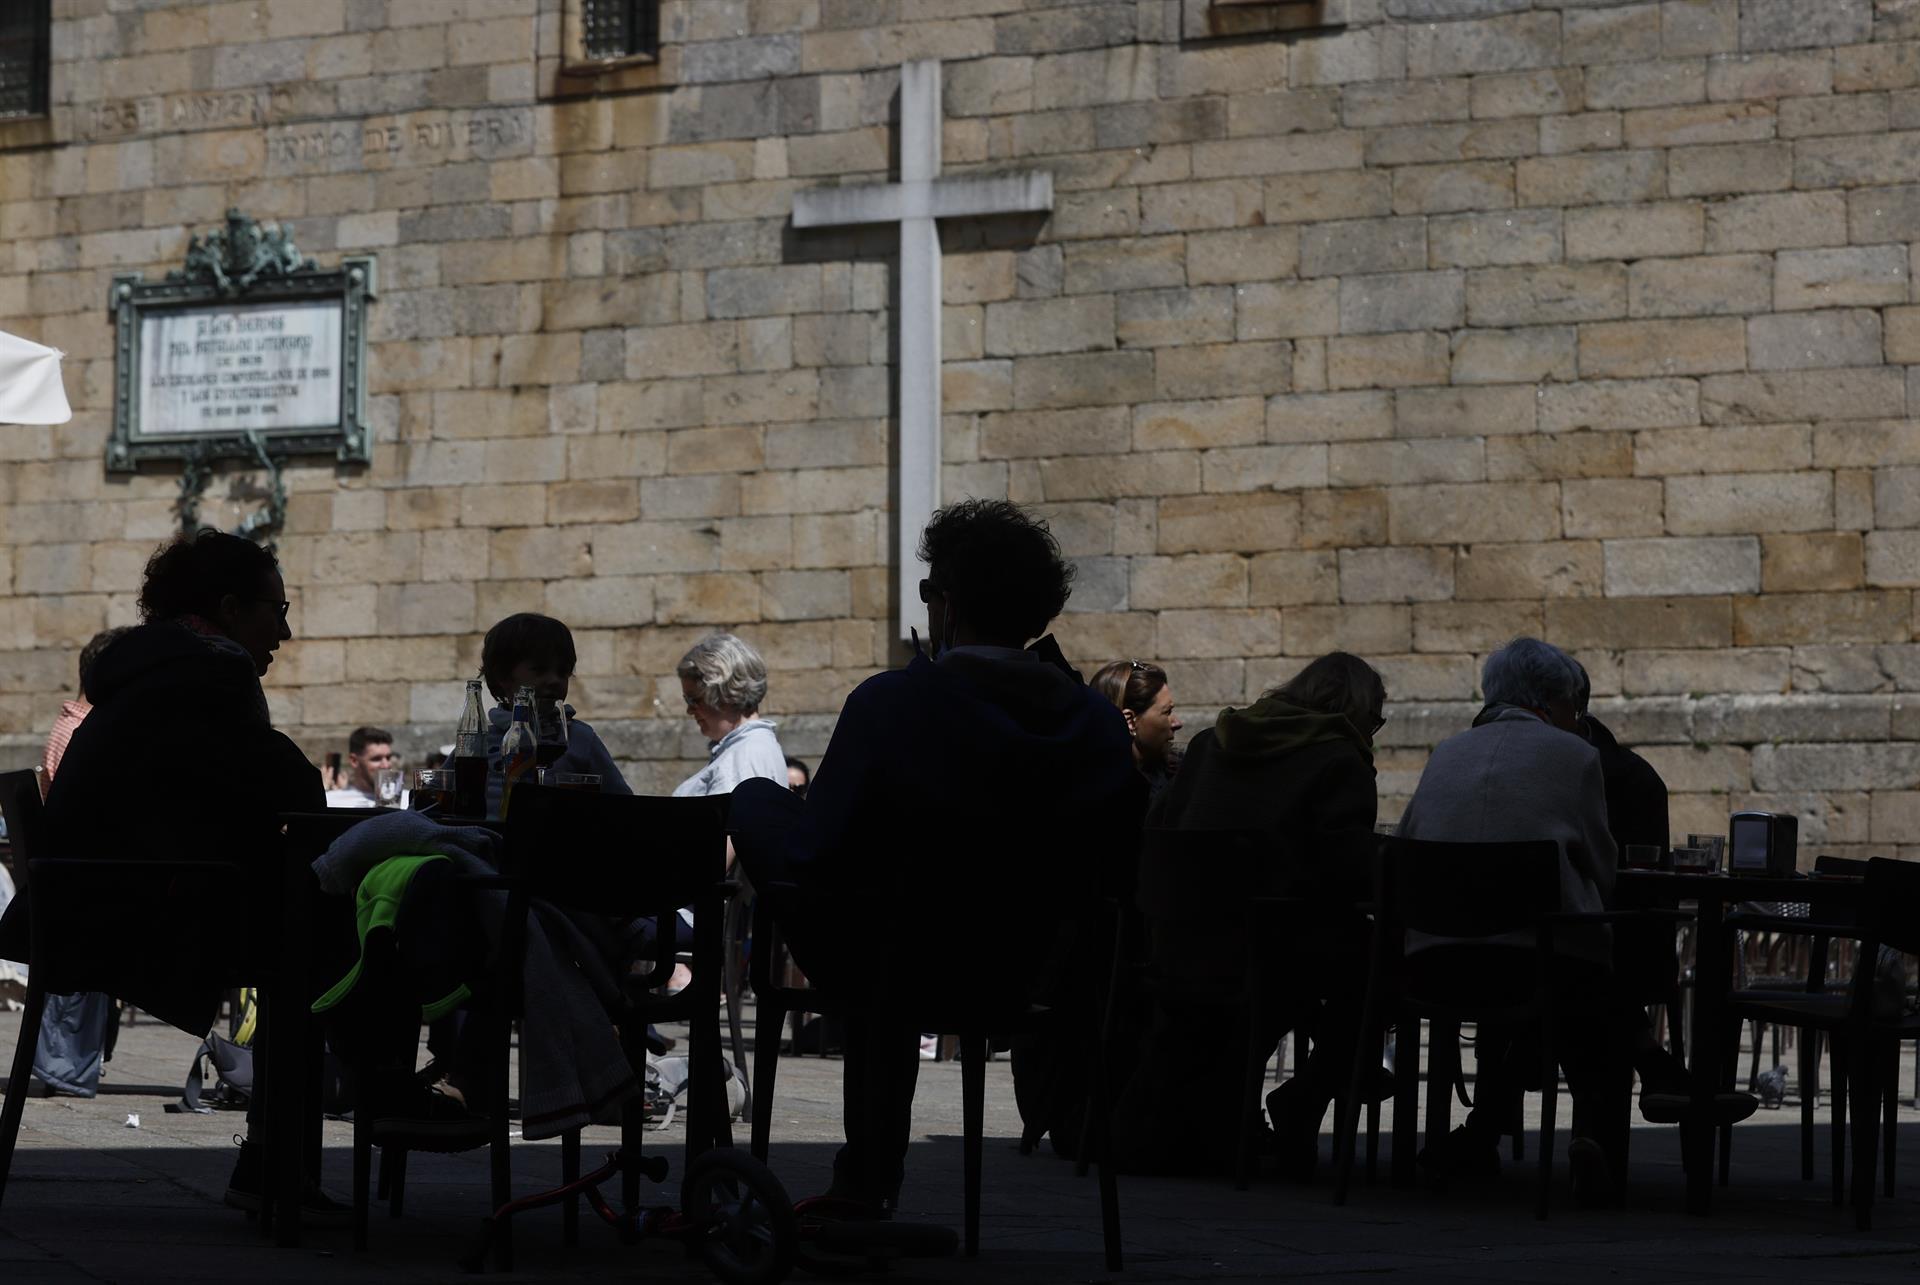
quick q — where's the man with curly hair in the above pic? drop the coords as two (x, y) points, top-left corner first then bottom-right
(0, 529), (336, 1216)
(729, 499), (1143, 1216)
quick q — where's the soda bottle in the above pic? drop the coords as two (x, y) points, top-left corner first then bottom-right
(453, 675), (489, 817)
(499, 684), (537, 818)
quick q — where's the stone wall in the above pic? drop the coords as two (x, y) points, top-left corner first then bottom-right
(2, 0), (1919, 853)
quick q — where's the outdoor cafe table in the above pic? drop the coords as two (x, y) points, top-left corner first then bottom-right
(1614, 868), (1869, 1216)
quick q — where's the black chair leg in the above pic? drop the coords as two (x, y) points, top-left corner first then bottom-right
(1424, 1021), (1457, 1190)
(1801, 1028), (1818, 1181)
(0, 983), (46, 1210)
(562, 1129), (580, 1245)
(388, 1147), (407, 1219)
(1365, 1095), (1380, 1185)
(1333, 992), (1387, 1205)
(376, 1147), (391, 1202)
(750, 1002), (785, 1162)
(1853, 1037), (1879, 1230)
(961, 1033), (985, 1258)
(1535, 1025), (1557, 1222)
(352, 1115), (371, 1251)
(1882, 1040), (1898, 1201)
(1831, 1039), (1849, 1209)
(1390, 1017), (1419, 1190)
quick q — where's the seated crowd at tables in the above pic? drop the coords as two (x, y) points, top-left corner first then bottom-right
(4, 505), (1755, 1221)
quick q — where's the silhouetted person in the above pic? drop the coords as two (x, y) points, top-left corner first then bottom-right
(1133, 652), (1385, 1175)
(728, 499), (1141, 1213)
(0, 529), (332, 1215)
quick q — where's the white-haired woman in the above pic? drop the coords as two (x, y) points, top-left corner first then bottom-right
(673, 633), (788, 799)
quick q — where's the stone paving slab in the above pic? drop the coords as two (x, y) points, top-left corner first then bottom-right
(3, 1009), (1920, 1282)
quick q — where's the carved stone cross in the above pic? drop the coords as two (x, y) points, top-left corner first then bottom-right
(793, 59), (1054, 642)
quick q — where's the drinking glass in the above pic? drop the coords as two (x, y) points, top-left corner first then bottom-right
(533, 698), (570, 771)
(375, 767), (405, 808)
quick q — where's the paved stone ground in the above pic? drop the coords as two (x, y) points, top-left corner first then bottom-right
(2, 1007), (1920, 1283)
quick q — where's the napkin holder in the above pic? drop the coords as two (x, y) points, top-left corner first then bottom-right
(1729, 811), (1798, 876)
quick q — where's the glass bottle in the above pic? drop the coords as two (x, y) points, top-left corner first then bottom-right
(452, 675), (489, 817)
(499, 684), (538, 818)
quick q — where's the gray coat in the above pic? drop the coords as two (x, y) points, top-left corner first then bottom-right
(1398, 706), (1617, 963)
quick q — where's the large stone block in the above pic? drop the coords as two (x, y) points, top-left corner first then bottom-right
(1667, 141), (1793, 196)
(1156, 341), (1293, 400)
(1734, 589), (1912, 644)
(1773, 247), (1909, 311)
(1578, 317), (1745, 378)
(1157, 607), (1282, 659)
(1621, 645), (1789, 695)
(1539, 379), (1700, 432)
(1236, 280), (1341, 340)
(1427, 209), (1563, 268)
(1736, 0), (1871, 51)
(1339, 546), (1456, 603)
(1603, 535), (1761, 596)
(1199, 443), (1329, 493)
(1746, 310), (1882, 371)
(1547, 595), (1733, 649)
(1562, 477), (1666, 537)
(1264, 170), (1394, 224)
(1405, 11), (1561, 78)
(1703, 191), (1847, 252)
(983, 295), (1115, 356)
(1389, 481), (1560, 544)
(1300, 488), (1390, 548)
(1130, 553), (1248, 609)
(1115, 287), (1235, 348)
(1451, 325), (1577, 384)
(1699, 369), (1906, 423)
(1038, 450), (1202, 500)
(979, 406), (1131, 458)
(1516, 152), (1665, 206)
(1326, 333), (1452, 390)
(1409, 599), (1542, 652)
(1132, 398), (1264, 451)
(1633, 424), (1811, 476)
(1286, 603), (1413, 657)
(1012, 351), (1156, 409)
(1339, 271), (1466, 335)
(1564, 201), (1704, 262)
(1751, 742), (1920, 791)
(1393, 385), (1537, 437)
(1455, 540), (1603, 599)
(1299, 217), (1427, 278)
(1666, 471), (1832, 535)
(1762, 533), (1865, 592)
(1248, 550), (1340, 606)
(1329, 439), (1486, 489)
(1390, 160), (1516, 215)
(1159, 492), (1301, 554)
(1468, 264), (1628, 326)
(1627, 253), (1772, 317)
(1621, 102), (1775, 149)
(1867, 531), (1920, 587)
(1187, 227), (1302, 285)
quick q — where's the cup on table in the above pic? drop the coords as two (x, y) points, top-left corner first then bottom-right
(543, 770), (602, 792)
(1671, 846), (1714, 872)
(1622, 843), (1665, 870)
(1687, 833), (1726, 869)
(411, 768), (451, 811)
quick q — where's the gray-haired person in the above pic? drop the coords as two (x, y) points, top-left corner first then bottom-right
(673, 633), (788, 798)
(1399, 636), (1753, 1201)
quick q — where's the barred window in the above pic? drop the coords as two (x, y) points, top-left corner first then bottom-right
(0, 1), (50, 120)
(582, 0), (658, 62)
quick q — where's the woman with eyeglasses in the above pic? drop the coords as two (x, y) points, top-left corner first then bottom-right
(1089, 659), (1184, 802)
(1116, 651), (1387, 1179)
(672, 632), (788, 801)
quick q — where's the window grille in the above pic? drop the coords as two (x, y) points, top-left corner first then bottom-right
(582, 0), (658, 61)
(0, 1), (50, 120)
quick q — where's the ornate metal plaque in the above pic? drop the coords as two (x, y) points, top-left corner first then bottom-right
(107, 208), (376, 472)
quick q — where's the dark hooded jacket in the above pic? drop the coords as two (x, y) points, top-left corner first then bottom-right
(0, 622), (322, 1033)
(769, 644), (1142, 1007)
(1145, 693), (1377, 900)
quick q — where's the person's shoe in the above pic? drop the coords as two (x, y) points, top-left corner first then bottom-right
(1263, 1080), (1323, 1182)
(1639, 1089), (1759, 1126)
(1416, 1126), (1501, 1181)
(223, 1137), (352, 1223)
(1567, 1136), (1613, 1208)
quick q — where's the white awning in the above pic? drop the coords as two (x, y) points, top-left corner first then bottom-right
(0, 328), (72, 425)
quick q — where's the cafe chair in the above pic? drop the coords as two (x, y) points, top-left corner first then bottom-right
(746, 868), (1123, 1268)
(1, 770), (269, 1214)
(1332, 836), (1675, 1220)
(1128, 828), (1376, 1190)
(1715, 857), (1920, 1230)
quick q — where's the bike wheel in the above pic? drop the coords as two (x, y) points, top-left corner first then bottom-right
(681, 1148), (797, 1285)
